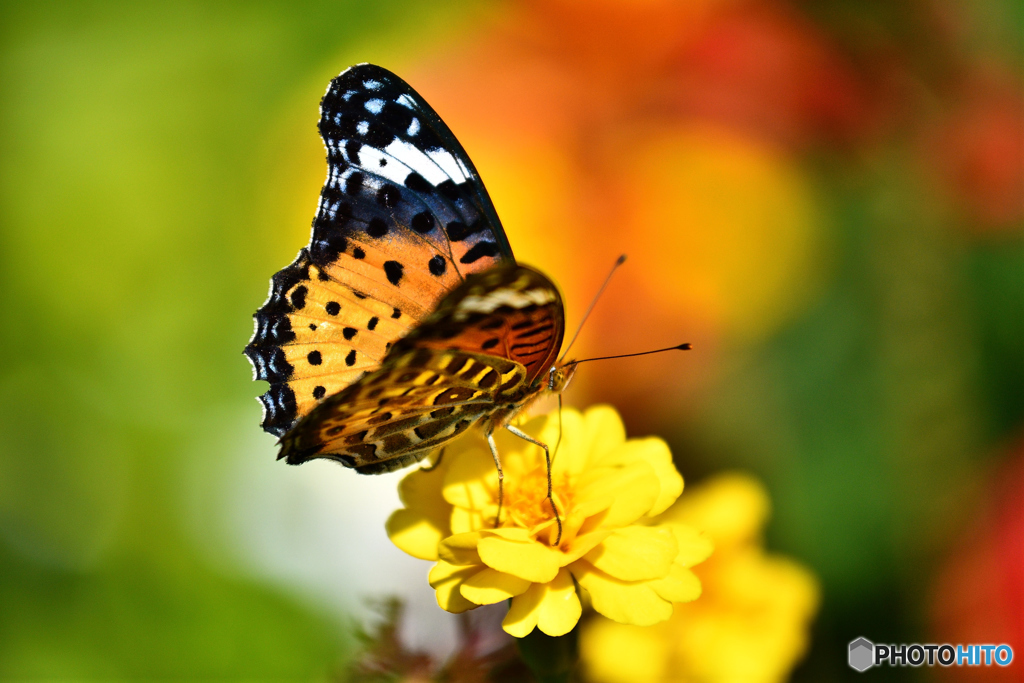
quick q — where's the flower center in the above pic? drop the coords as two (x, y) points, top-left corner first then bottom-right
(503, 466), (572, 535)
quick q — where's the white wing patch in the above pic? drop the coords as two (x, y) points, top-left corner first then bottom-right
(425, 148), (470, 184)
(454, 288), (556, 320)
(384, 138), (453, 186)
(353, 145), (416, 185)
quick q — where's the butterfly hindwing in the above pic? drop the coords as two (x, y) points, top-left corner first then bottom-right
(278, 347), (529, 472)
(394, 265), (566, 384)
(246, 64), (516, 437)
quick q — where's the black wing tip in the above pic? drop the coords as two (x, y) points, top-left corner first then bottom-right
(325, 64), (402, 102)
(257, 387), (298, 438)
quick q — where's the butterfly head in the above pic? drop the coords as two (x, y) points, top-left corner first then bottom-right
(546, 362), (578, 394)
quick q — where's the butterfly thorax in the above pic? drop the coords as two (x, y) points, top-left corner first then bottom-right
(483, 359), (578, 432)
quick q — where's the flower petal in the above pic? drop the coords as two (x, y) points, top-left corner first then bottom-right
(438, 531), (482, 565)
(478, 534), (560, 583)
(670, 523), (714, 567)
(547, 409), (587, 476)
(450, 504), (487, 535)
(579, 461), (660, 528)
(572, 560), (673, 626)
(397, 457), (450, 511)
(460, 567), (533, 605)
(562, 529), (614, 565)
(502, 582), (544, 638)
(579, 618), (669, 683)
(443, 440), (497, 510)
(385, 509), (445, 561)
(584, 526), (678, 581)
(428, 561), (480, 614)
(537, 568), (583, 636)
(606, 438), (682, 516)
(648, 563), (702, 603)
(581, 405), (627, 463)
(664, 472), (770, 550)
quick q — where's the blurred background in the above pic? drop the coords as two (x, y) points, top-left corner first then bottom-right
(1, 0), (1021, 680)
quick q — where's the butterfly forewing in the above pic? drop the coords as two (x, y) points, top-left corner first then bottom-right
(246, 64), (516, 437)
(315, 64), (513, 275)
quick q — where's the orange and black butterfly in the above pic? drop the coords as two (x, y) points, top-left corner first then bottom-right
(244, 64), (578, 515)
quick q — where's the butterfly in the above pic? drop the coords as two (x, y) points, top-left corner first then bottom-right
(244, 64), (578, 530)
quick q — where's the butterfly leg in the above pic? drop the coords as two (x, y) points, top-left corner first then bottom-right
(485, 430), (504, 528)
(504, 425), (563, 545)
(419, 447), (445, 472)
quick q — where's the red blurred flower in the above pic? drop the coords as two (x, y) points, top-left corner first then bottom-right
(931, 438), (1024, 681)
(669, 2), (872, 149)
(928, 72), (1024, 232)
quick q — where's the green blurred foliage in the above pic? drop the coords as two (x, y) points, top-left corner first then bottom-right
(0, 0), (477, 677)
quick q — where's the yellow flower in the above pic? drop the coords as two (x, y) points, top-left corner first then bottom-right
(386, 405), (713, 637)
(580, 473), (820, 683)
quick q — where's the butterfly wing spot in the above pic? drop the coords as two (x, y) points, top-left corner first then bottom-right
(376, 185), (401, 208)
(344, 429), (369, 445)
(325, 301), (341, 316)
(345, 172), (364, 195)
(392, 308), (402, 319)
(383, 261), (404, 285)
(290, 285), (308, 309)
(434, 386), (476, 405)
(343, 327), (357, 340)
(428, 255), (446, 276)
(307, 350), (322, 365)
(313, 386), (326, 399)
(347, 443), (377, 460)
(367, 317), (379, 330)
(342, 140), (360, 164)
(414, 421), (446, 440)
(353, 247), (366, 259)
(346, 350), (357, 366)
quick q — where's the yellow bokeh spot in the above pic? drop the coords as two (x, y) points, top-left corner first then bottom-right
(628, 123), (825, 342)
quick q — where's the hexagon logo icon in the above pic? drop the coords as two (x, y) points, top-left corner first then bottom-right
(849, 637), (874, 672)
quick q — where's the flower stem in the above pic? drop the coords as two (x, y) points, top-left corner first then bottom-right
(515, 626), (578, 683)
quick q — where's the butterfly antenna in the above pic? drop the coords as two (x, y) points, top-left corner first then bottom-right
(559, 254), (627, 363)
(570, 343), (692, 366)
